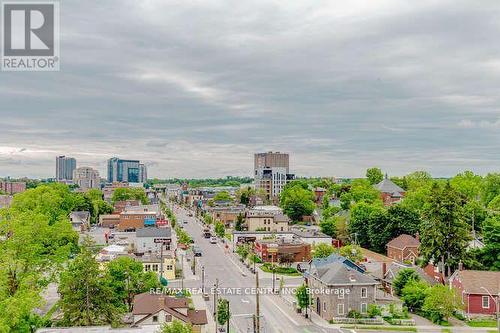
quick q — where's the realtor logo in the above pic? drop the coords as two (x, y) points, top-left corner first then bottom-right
(1, 1), (59, 71)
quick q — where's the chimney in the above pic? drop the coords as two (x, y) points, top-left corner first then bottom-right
(458, 261), (463, 271)
(415, 232), (420, 242)
(382, 262), (387, 277)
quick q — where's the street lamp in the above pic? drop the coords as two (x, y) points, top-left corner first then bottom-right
(480, 286), (499, 333)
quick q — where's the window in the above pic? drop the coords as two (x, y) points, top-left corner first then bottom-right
(144, 264), (150, 271)
(361, 287), (367, 298)
(152, 264), (158, 272)
(166, 265), (173, 270)
(361, 303), (367, 314)
(337, 303), (344, 315)
(165, 314), (172, 322)
(482, 296), (490, 309)
(152, 315), (158, 323)
(323, 302), (327, 311)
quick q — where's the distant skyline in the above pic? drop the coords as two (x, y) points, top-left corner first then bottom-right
(1, 1), (499, 178)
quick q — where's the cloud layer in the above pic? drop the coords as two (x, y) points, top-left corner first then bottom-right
(1, 0), (499, 178)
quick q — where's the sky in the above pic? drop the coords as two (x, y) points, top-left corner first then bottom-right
(1, 0), (499, 179)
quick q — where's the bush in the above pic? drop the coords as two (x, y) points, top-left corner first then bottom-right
(367, 304), (382, 318)
(347, 310), (362, 319)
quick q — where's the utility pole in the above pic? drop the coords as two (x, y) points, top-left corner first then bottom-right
(214, 279), (219, 332)
(202, 265), (205, 294)
(226, 299), (230, 333)
(181, 253), (185, 290)
(160, 243), (164, 281)
(255, 271), (260, 333)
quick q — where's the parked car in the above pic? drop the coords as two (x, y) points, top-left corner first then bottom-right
(183, 220), (188, 224)
(210, 236), (217, 244)
(192, 246), (202, 257)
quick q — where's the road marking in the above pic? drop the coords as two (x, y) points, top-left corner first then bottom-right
(241, 298), (250, 303)
(231, 313), (254, 317)
(265, 296), (299, 326)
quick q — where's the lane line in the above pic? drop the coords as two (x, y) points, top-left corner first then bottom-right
(265, 295), (299, 326)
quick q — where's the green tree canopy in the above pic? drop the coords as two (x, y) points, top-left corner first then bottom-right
(392, 268), (421, 296)
(159, 320), (193, 333)
(422, 285), (462, 323)
(312, 243), (334, 258)
(111, 187), (148, 205)
(366, 167), (383, 185)
(280, 184), (315, 222)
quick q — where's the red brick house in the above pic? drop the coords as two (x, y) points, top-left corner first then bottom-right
(386, 234), (419, 264)
(374, 174), (405, 206)
(449, 269), (500, 317)
(254, 238), (311, 263)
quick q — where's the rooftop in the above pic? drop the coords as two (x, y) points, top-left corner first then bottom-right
(136, 227), (171, 238)
(387, 234), (419, 249)
(374, 175), (405, 194)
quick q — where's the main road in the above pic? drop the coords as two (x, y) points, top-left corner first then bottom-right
(168, 203), (349, 333)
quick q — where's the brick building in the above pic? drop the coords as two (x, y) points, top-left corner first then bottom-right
(374, 174), (405, 205)
(0, 181), (26, 194)
(254, 238), (311, 263)
(386, 234), (419, 264)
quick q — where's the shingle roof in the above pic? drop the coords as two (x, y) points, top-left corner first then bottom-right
(136, 227), (171, 238)
(132, 293), (208, 325)
(384, 262), (437, 285)
(311, 253), (365, 273)
(312, 261), (378, 286)
(451, 270), (500, 295)
(375, 176), (405, 194)
(387, 234), (419, 249)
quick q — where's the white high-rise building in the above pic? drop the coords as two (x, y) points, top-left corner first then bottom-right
(254, 152), (294, 200)
(56, 155), (76, 181)
(73, 167), (100, 190)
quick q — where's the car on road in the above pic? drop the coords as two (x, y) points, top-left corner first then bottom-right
(192, 246), (202, 257)
(188, 212), (193, 217)
(183, 220), (188, 224)
(210, 236), (217, 244)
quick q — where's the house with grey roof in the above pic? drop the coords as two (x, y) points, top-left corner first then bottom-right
(383, 262), (437, 295)
(135, 227), (172, 254)
(309, 253), (365, 274)
(69, 211), (91, 231)
(374, 174), (405, 205)
(306, 261), (380, 320)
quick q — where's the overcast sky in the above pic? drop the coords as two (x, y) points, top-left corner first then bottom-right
(1, 0), (499, 179)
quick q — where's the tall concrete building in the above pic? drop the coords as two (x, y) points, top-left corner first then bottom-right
(73, 167), (100, 190)
(107, 158), (147, 183)
(56, 156), (76, 181)
(254, 152), (294, 200)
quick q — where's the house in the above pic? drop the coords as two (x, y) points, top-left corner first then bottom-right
(383, 262), (437, 295)
(306, 261), (380, 320)
(135, 227), (172, 253)
(449, 269), (500, 317)
(132, 293), (208, 332)
(134, 252), (176, 281)
(374, 174), (405, 205)
(245, 206), (290, 232)
(386, 234), (419, 264)
(313, 187), (327, 205)
(69, 211), (91, 231)
(254, 238), (311, 263)
(208, 205), (246, 228)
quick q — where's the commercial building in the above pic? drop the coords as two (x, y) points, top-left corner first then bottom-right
(135, 227), (172, 253)
(73, 167), (100, 190)
(56, 155), (76, 181)
(117, 204), (161, 231)
(254, 152), (294, 200)
(254, 238), (311, 263)
(107, 157), (147, 183)
(0, 180), (26, 194)
(232, 230), (332, 249)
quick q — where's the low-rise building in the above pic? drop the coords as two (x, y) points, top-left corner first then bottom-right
(118, 204), (161, 231)
(73, 167), (100, 191)
(449, 269), (500, 318)
(209, 205), (246, 227)
(245, 206), (290, 232)
(99, 214), (120, 228)
(69, 211), (91, 231)
(374, 175), (405, 206)
(254, 238), (311, 263)
(0, 180), (26, 194)
(132, 293), (208, 332)
(306, 261), (380, 320)
(382, 262), (437, 295)
(113, 200), (140, 214)
(0, 195), (12, 208)
(386, 234), (419, 264)
(135, 227), (172, 253)
(134, 252), (176, 281)
(232, 230), (332, 249)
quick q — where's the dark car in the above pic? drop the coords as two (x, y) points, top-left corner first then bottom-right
(192, 246), (202, 257)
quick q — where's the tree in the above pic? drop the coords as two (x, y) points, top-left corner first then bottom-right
(481, 173), (500, 206)
(212, 191), (233, 203)
(338, 245), (363, 263)
(476, 215), (500, 270)
(216, 299), (230, 327)
(105, 256), (160, 311)
(319, 217), (337, 238)
(235, 213), (244, 231)
(58, 238), (121, 326)
(401, 280), (429, 312)
(175, 227), (192, 245)
(450, 171), (482, 200)
(215, 221), (225, 238)
(366, 167), (383, 185)
(313, 243), (334, 258)
(420, 183), (471, 276)
(295, 285), (310, 317)
(236, 187), (255, 206)
(392, 268), (421, 296)
(159, 320), (193, 333)
(349, 202), (383, 248)
(111, 187), (148, 205)
(280, 185), (315, 222)
(236, 245), (250, 260)
(203, 214), (213, 225)
(422, 285), (462, 323)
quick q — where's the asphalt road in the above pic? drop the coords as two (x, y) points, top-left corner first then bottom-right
(169, 203), (351, 333)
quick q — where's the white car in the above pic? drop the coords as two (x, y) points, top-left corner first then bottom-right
(210, 236), (217, 244)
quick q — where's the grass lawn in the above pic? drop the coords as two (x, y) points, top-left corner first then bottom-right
(260, 263), (302, 276)
(340, 325), (417, 332)
(467, 319), (497, 327)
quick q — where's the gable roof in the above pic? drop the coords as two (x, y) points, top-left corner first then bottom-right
(310, 261), (378, 286)
(384, 262), (437, 285)
(375, 176), (405, 194)
(133, 293), (208, 325)
(387, 234), (419, 249)
(450, 270), (500, 295)
(70, 211), (90, 222)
